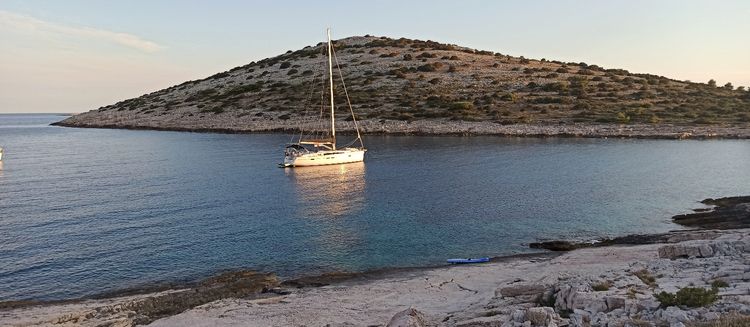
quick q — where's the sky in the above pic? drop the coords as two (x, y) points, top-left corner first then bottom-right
(1, 0), (748, 113)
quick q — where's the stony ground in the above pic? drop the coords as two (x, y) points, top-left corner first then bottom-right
(4, 229), (749, 327)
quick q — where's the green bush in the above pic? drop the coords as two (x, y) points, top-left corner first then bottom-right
(655, 287), (718, 308)
(592, 281), (611, 291)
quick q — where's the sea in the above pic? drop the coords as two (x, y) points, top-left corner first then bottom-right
(0, 114), (748, 301)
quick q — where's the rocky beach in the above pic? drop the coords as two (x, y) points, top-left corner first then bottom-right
(3, 196), (749, 327)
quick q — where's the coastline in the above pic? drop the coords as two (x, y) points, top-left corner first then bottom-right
(52, 117), (750, 139)
(3, 196), (749, 326)
(4, 229), (749, 326)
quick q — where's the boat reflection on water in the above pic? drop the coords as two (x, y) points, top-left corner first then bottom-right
(285, 162), (366, 220)
(285, 162), (366, 257)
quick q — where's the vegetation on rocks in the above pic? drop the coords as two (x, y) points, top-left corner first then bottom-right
(634, 269), (658, 287)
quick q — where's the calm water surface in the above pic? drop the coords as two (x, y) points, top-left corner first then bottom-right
(0, 114), (748, 301)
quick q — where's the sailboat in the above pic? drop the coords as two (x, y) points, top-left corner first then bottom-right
(281, 28), (366, 167)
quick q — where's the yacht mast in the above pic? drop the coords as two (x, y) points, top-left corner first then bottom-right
(327, 28), (336, 150)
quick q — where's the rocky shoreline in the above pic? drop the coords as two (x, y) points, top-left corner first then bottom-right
(53, 116), (750, 139)
(3, 196), (749, 326)
(530, 196), (750, 252)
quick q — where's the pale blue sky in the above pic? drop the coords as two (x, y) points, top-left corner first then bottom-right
(1, 0), (748, 113)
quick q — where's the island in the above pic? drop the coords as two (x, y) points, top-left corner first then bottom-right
(53, 36), (750, 139)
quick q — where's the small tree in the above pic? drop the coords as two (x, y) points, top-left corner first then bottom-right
(723, 82), (734, 90)
(707, 79), (717, 87)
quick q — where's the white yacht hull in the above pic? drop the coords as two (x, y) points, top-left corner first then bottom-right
(283, 148), (365, 167)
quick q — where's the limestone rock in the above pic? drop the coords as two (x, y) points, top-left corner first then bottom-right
(605, 296), (626, 311)
(386, 307), (427, 327)
(498, 284), (548, 303)
(658, 244), (711, 259)
(525, 307), (561, 327)
(659, 307), (689, 324)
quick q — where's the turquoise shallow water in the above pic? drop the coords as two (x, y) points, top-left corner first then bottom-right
(0, 114), (748, 301)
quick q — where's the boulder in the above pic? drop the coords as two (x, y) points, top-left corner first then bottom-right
(660, 307), (689, 324)
(386, 308), (427, 327)
(658, 243), (719, 259)
(605, 296), (626, 311)
(568, 291), (607, 314)
(498, 284), (548, 303)
(525, 307), (561, 327)
(568, 313), (588, 327)
(702, 312), (720, 320)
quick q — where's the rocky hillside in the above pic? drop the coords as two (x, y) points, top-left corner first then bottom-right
(57, 35), (750, 135)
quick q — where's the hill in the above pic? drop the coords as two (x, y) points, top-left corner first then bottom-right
(55, 35), (750, 138)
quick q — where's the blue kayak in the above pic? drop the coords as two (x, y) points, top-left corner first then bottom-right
(447, 257), (490, 264)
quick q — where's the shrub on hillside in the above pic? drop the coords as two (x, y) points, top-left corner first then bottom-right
(417, 62), (444, 72)
(417, 52), (437, 59)
(542, 82), (568, 93)
(450, 101), (474, 111)
(500, 93), (517, 102)
(655, 287), (719, 308)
